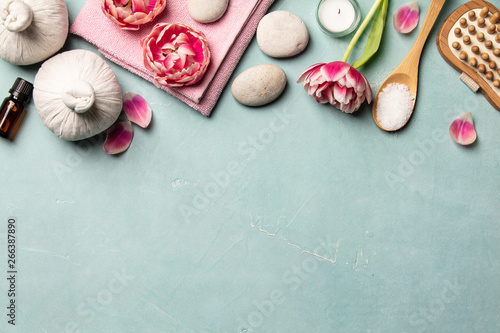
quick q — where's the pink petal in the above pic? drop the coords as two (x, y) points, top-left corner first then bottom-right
(307, 69), (326, 86)
(297, 63), (324, 83)
(324, 85), (335, 104)
(334, 84), (348, 104)
(164, 53), (179, 68)
(394, 1), (419, 34)
(178, 44), (196, 56)
(162, 42), (176, 51)
(174, 33), (191, 45)
(449, 112), (477, 145)
(145, 0), (158, 12)
(307, 82), (318, 96)
(362, 76), (373, 103)
(315, 81), (330, 97)
(343, 100), (357, 114)
(123, 92), (153, 128)
(131, 0), (146, 13)
(191, 39), (207, 63)
(320, 61), (351, 82)
(103, 121), (134, 154)
(177, 52), (188, 68)
(149, 40), (164, 62)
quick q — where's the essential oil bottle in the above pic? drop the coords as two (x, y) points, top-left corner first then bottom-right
(0, 78), (33, 140)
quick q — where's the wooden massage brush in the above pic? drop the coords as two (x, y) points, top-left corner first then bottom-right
(437, 0), (500, 111)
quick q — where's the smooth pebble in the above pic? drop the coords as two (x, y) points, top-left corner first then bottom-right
(231, 64), (287, 107)
(257, 11), (309, 58)
(188, 0), (229, 24)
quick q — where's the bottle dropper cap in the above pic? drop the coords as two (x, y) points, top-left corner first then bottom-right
(9, 77), (33, 102)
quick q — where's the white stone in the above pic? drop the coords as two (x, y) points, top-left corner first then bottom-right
(188, 0), (229, 24)
(231, 64), (287, 107)
(256, 11), (309, 58)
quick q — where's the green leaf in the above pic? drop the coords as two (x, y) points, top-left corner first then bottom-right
(342, 0), (384, 64)
(351, 0), (389, 69)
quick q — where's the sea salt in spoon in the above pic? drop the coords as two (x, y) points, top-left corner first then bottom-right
(372, 0), (446, 131)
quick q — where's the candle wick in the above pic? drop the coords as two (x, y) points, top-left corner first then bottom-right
(338, 9), (341, 14)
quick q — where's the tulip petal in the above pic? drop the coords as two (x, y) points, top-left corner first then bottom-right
(393, 1), (419, 34)
(123, 92), (152, 128)
(174, 33), (191, 45)
(103, 121), (134, 154)
(334, 84), (348, 104)
(321, 61), (351, 82)
(449, 112), (477, 145)
(164, 53), (179, 69)
(178, 43), (196, 56)
(131, 0), (146, 13)
(297, 63), (324, 83)
(363, 76), (373, 103)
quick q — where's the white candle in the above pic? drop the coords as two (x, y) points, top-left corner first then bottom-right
(318, 0), (357, 34)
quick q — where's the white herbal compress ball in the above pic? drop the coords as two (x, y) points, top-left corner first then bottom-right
(0, 0), (68, 65)
(34, 50), (123, 141)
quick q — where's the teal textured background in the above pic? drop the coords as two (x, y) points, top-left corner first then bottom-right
(1, 0), (499, 332)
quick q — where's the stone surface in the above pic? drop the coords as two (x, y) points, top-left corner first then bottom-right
(256, 10), (309, 58)
(187, 0), (229, 24)
(231, 64), (287, 106)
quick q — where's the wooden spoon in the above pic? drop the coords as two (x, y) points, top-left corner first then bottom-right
(372, 0), (447, 131)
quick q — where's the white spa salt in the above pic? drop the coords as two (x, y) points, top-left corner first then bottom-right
(376, 83), (414, 131)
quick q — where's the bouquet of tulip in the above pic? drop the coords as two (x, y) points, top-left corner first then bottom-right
(298, 0), (389, 113)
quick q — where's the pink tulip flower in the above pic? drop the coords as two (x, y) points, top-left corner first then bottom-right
(140, 23), (211, 87)
(297, 61), (373, 113)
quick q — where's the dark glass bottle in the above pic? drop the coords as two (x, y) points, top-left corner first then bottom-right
(0, 78), (33, 140)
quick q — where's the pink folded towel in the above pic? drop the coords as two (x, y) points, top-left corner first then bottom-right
(70, 0), (275, 116)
